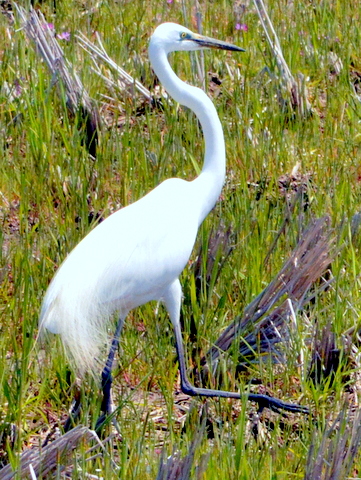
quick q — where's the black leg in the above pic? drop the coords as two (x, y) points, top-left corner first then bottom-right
(95, 316), (125, 432)
(164, 281), (309, 416)
(63, 393), (82, 433)
(175, 323), (308, 414)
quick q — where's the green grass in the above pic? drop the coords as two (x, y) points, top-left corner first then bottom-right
(2, 0), (361, 478)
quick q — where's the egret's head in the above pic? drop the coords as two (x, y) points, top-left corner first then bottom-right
(150, 22), (245, 54)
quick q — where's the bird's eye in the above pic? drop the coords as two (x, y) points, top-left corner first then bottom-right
(180, 32), (188, 39)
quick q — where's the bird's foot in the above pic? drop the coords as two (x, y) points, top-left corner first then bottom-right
(251, 394), (309, 415)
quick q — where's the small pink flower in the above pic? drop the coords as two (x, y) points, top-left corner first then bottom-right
(167, 0), (173, 3)
(42, 22), (54, 30)
(236, 23), (248, 32)
(57, 31), (71, 41)
(14, 79), (22, 97)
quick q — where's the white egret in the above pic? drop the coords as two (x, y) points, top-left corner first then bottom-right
(40, 23), (308, 421)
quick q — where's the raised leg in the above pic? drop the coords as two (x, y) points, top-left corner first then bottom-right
(163, 280), (309, 415)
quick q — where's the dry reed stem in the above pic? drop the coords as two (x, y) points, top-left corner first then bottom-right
(76, 31), (152, 101)
(202, 216), (335, 367)
(0, 426), (100, 479)
(253, 0), (312, 117)
(14, 4), (100, 156)
(304, 405), (361, 480)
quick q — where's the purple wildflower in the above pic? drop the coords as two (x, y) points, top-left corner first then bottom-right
(236, 23), (248, 32)
(57, 31), (71, 41)
(14, 79), (22, 97)
(42, 22), (54, 30)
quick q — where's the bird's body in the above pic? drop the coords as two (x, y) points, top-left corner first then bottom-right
(40, 23), (308, 418)
(41, 177), (201, 370)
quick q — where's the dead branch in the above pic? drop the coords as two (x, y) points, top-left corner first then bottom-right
(200, 216), (335, 371)
(76, 31), (152, 102)
(0, 426), (101, 479)
(14, 4), (100, 156)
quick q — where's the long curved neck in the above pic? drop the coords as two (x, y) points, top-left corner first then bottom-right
(149, 44), (226, 224)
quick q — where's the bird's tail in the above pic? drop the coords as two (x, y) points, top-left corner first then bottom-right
(39, 289), (111, 375)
